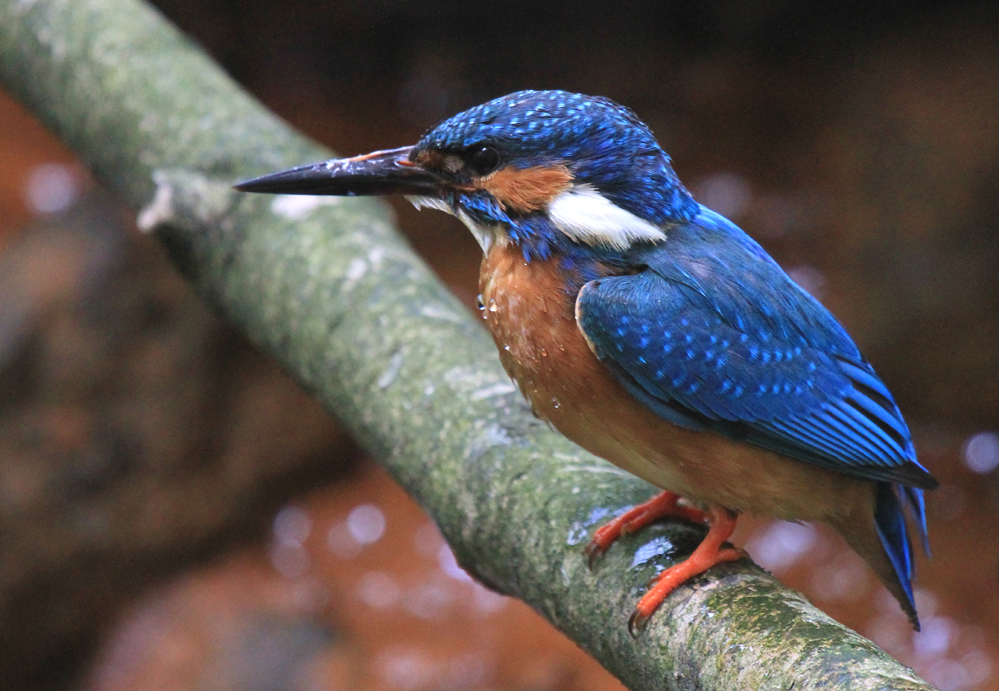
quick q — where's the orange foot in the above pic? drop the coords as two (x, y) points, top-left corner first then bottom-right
(585, 490), (706, 566)
(585, 491), (744, 635)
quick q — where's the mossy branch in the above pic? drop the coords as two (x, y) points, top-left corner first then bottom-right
(0, 0), (935, 688)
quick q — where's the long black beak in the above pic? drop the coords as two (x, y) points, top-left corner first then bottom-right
(234, 146), (440, 196)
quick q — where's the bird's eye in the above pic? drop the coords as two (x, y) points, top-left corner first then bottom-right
(468, 146), (500, 176)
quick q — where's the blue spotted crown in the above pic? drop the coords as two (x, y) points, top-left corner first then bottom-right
(416, 90), (660, 160)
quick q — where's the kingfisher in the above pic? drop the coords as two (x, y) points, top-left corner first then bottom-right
(236, 90), (937, 632)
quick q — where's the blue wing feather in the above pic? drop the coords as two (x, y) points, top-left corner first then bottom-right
(876, 483), (918, 617)
(576, 207), (935, 613)
(576, 208), (936, 493)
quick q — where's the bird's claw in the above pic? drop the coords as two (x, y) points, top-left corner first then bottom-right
(585, 540), (607, 569)
(628, 608), (651, 638)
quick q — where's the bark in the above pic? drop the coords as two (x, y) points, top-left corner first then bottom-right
(0, 0), (935, 688)
(0, 193), (355, 690)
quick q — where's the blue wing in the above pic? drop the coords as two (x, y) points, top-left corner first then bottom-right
(576, 207), (934, 622)
(576, 208), (937, 492)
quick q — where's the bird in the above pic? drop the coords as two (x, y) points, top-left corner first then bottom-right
(235, 90), (937, 633)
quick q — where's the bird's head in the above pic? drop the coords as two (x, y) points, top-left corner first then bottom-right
(237, 90), (699, 261)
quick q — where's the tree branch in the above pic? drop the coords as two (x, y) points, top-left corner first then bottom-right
(0, 0), (935, 688)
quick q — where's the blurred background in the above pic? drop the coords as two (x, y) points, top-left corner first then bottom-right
(1, 1), (997, 690)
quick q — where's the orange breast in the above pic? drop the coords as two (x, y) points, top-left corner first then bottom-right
(478, 243), (873, 524)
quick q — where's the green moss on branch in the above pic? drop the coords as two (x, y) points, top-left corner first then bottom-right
(0, 1), (934, 688)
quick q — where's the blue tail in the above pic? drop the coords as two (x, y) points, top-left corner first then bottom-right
(874, 481), (929, 629)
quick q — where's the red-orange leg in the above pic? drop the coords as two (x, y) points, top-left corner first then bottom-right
(585, 490), (707, 567)
(628, 506), (744, 635)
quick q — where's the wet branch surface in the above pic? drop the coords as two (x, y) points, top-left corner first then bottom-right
(0, 0), (936, 688)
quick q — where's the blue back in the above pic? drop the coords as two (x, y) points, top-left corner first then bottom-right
(413, 90), (935, 620)
(576, 205), (934, 615)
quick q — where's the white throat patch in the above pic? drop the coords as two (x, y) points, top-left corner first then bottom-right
(408, 185), (664, 255)
(547, 185), (666, 251)
(407, 195), (506, 253)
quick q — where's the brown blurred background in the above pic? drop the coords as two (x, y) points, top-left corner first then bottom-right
(1, 1), (998, 690)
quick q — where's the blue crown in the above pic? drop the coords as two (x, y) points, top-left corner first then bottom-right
(417, 90), (656, 158)
(416, 90), (699, 229)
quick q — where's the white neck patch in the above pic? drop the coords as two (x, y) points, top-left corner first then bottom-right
(547, 185), (666, 251)
(408, 185), (665, 255)
(407, 196), (506, 253)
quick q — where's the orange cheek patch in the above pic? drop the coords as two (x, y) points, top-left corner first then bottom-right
(480, 164), (573, 213)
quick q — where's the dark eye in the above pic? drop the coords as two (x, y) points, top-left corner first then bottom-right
(468, 146), (500, 176)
